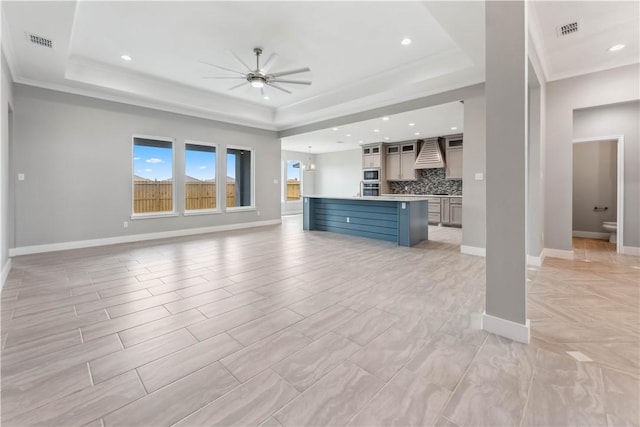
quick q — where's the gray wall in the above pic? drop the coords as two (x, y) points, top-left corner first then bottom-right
(528, 83), (543, 259)
(12, 84), (281, 248)
(461, 94), (486, 250)
(1, 52), (14, 281)
(485, 0), (527, 325)
(573, 101), (639, 247)
(314, 149), (361, 197)
(545, 64), (640, 251)
(572, 140), (617, 233)
(281, 149), (314, 215)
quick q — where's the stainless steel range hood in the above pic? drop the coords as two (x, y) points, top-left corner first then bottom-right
(414, 138), (444, 169)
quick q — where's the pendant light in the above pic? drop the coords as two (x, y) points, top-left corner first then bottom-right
(302, 145), (316, 172)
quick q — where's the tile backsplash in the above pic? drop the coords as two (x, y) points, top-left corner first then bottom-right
(388, 168), (462, 195)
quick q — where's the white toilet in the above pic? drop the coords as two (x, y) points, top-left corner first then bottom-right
(602, 221), (617, 243)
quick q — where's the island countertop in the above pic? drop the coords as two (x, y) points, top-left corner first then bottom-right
(304, 195), (432, 202)
(303, 196), (429, 247)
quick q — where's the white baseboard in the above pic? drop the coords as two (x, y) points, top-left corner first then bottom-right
(1, 258), (12, 291)
(622, 246), (640, 256)
(527, 253), (544, 267)
(8, 219), (282, 257)
(542, 248), (574, 260)
(460, 245), (486, 257)
(572, 230), (610, 240)
(482, 312), (530, 344)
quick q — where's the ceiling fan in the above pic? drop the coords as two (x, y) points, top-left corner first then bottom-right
(201, 48), (311, 95)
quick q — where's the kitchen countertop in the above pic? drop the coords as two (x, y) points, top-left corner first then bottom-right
(381, 194), (462, 198)
(304, 195), (432, 202)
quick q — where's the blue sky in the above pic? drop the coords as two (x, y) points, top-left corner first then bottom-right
(134, 145), (219, 181)
(287, 160), (300, 181)
(186, 149), (215, 181)
(133, 145), (173, 181)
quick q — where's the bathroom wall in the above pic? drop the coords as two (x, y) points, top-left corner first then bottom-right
(573, 100), (640, 249)
(388, 168), (462, 195)
(545, 64), (639, 252)
(572, 140), (617, 236)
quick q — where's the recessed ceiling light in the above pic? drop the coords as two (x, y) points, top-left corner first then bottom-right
(450, 126), (458, 130)
(414, 132), (420, 136)
(345, 134), (351, 137)
(332, 127), (339, 131)
(401, 38), (412, 46)
(373, 129), (380, 133)
(263, 95), (270, 100)
(608, 44), (625, 52)
(121, 54), (132, 61)
(408, 123), (415, 127)
(384, 137), (390, 140)
(382, 116), (389, 121)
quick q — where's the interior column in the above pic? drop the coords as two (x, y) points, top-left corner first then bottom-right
(483, 0), (530, 343)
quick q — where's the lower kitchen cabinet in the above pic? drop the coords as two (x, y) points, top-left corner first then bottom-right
(450, 199), (462, 225)
(427, 197), (441, 224)
(426, 197), (462, 226)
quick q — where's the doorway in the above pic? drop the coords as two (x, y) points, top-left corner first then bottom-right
(572, 136), (624, 253)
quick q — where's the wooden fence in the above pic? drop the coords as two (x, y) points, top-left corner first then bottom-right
(133, 181), (174, 213)
(134, 181), (236, 213)
(287, 181), (301, 201)
(134, 180), (301, 213)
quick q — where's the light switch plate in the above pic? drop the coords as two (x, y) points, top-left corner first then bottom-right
(474, 173), (484, 181)
(18, 173), (25, 181)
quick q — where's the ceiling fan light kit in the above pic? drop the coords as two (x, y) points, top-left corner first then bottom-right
(203, 47), (311, 95)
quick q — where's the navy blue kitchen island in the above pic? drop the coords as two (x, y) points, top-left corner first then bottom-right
(303, 196), (429, 247)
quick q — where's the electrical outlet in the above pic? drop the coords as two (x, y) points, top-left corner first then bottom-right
(257, 211), (260, 216)
(346, 217), (350, 223)
(18, 173), (25, 181)
(475, 172), (484, 181)
(123, 221), (129, 228)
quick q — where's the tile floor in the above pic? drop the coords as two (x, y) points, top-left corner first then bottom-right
(1, 217), (638, 426)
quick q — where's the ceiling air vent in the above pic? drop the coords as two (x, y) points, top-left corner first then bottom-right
(26, 33), (54, 48)
(557, 21), (579, 37)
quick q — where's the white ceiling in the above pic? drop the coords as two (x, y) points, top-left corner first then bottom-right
(282, 102), (464, 154)
(529, 1), (639, 81)
(2, 1), (637, 143)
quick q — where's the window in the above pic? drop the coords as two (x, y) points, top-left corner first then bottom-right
(226, 146), (253, 209)
(286, 160), (301, 201)
(133, 137), (174, 215)
(185, 142), (218, 212)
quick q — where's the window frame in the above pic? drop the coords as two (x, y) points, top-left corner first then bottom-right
(225, 144), (256, 212)
(131, 134), (177, 220)
(183, 140), (221, 216)
(285, 159), (303, 203)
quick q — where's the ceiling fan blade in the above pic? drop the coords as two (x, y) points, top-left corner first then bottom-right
(269, 67), (311, 78)
(229, 50), (253, 72)
(228, 81), (247, 91)
(199, 60), (246, 76)
(273, 79), (311, 85)
(202, 76), (246, 79)
(267, 82), (292, 94)
(261, 53), (278, 72)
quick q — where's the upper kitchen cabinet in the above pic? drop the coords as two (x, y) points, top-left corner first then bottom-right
(362, 144), (381, 168)
(444, 134), (463, 180)
(386, 142), (417, 181)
